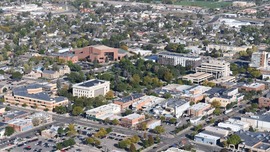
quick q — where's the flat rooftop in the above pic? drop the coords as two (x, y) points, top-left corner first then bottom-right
(236, 130), (270, 147)
(12, 84), (67, 102)
(158, 52), (200, 59)
(74, 79), (108, 88)
(242, 83), (264, 88)
(210, 76), (236, 84)
(189, 102), (210, 111)
(183, 72), (212, 79)
(123, 113), (143, 120)
(115, 93), (144, 103)
(195, 131), (221, 140)
(5, 111), (29, 119)
(91, 45), (115, 50)
(165, 98), (189, 107)
(242, 114), (270, 122)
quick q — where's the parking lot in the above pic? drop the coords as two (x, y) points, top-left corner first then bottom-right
(2, 124), (132, 152)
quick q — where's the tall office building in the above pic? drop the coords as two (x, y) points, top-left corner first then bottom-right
(157, 52), (201, 68)
(249, 51), (268, 68)
(196, 59), (230, 79)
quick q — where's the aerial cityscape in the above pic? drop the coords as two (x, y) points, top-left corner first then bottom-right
(0, 0), (269, 152)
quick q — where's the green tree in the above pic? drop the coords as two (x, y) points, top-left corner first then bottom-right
(118, 140), (129, 149)
(11, 71), (23, 80)
(56, 143), (63, 150)
(194, 124), (203, 132)
(86, 137), (95, 145)
(139, 122), (147, 131)
(111, 119), (119, 125)
(169, 118), (177, 124)
(67, 124), (77, 136)
(57, 127), (65, 135)
(72, 106), (83, 116)
(213, 108), (221, 115)
(22, 103), (27, 107)
(122, 109), (133, 116)
(130, 143), (136, 152)
(164, 72), (173, 82)
(163, 93), (172, 99)
(54, 106), (67, 114)
(249, 126), (255, 132)
(106, 127), (112, 133)
(131, 74), (141, 87)
(227, 134), (241, 145)
(4, 126), (15, 136)
(130, 135), (140, 143)
(5, 106), (11, 111)
(153, 126), (165, 134)
(148, 135), (154, 146)
(160, 116), (166, 122)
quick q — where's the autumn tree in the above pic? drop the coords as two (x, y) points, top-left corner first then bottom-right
(211, 100), (221, 108)
(105, 90), (114, 99)
(130, 143), (136, 152)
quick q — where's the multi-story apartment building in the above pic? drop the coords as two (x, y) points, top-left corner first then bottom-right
(196, 59), (230, 79)
(4, 84), (68, 111)
(157, 52), (201, 68)
(72, 79), (110, 98)
(85, 103), (121, 120)
(249, 51), (268, 68)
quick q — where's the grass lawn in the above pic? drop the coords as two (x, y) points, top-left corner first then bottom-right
(174, 1), (232, 9)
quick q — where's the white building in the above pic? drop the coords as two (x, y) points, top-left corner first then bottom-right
(146, 119), (161, 129)
(162, 98), (190, 118)
(158, 52), (201, 67)
(85, 103), (121, 120)
(182, 72), (213, 84)
(218, 118), (249, 132)
(241, 114), (270, 131)
(0, 127), (5, 139)
(72, 79), (110, 98)
(196, 59), (230, 79)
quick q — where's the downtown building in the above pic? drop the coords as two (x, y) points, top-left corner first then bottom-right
(157, 52), (201, 68)
(4, 84), (68, 111)
(196, 59), (230, 79)
(72, 79), (110, 98)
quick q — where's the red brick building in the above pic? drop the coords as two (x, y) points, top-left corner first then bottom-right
(121, 113), (145, 127)
(73, 45), (125, 63)
(240, 83), (265, 92)
(259, 97), (270, 108)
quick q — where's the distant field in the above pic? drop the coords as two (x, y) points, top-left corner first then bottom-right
(174, 1), (232, 9)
